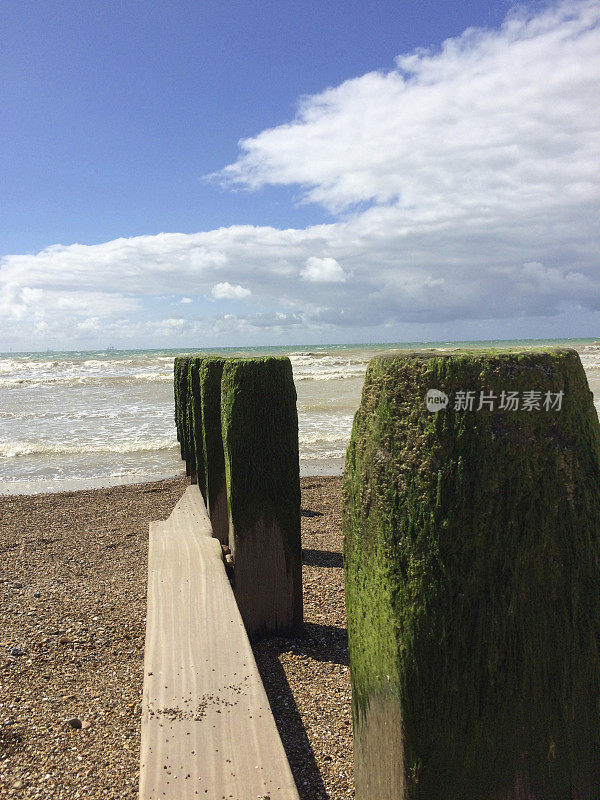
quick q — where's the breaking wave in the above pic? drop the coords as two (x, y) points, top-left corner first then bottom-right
(1, 437), (178, 459)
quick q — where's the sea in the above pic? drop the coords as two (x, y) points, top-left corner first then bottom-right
(1, 339), (599, 495)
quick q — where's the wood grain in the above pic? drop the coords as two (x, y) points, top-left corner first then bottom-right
(139, 485), (299, 799)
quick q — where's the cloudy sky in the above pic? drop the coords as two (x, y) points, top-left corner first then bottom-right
(1, 0), (598, 350)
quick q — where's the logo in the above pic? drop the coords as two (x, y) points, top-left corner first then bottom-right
(426, 389), (449, 412)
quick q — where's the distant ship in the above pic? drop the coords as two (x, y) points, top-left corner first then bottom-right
(106, 345), (115, 351)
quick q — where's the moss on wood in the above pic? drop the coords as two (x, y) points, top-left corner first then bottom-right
(174, 355), (205, 486)
(221, 357), (302, 638)
(198, 357), (228, 543)
(189, 358), (207, 497)
(343, 347), (600, 799)
(174, 356), (191, 465)
(184, 359), (198, 483)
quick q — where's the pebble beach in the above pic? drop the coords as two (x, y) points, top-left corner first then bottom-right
(0, 475), (351, 799)
(2, 341), (599, 798)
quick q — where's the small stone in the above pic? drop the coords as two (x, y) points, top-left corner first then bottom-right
(66, 717), (82, 730)
(12, 780), (26, 790)
(9, 646), (23, 657)
(12, 582), (23, 589)
(59, 636), (73, 645)
(33, 592), (42, 598)
(81, 720), (92, 730)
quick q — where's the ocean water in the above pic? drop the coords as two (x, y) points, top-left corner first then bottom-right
(1, 339), (599, 494)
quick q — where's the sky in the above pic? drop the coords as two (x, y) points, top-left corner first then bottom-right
(1, 0), (599, 351)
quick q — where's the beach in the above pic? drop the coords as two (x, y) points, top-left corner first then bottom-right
(2, 340), (600, 797)
(0, 476), (351, 799)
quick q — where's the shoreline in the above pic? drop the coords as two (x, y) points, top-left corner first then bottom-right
(0, 475), (352, 799)
(2, 341), (598, 498)
(0, 459), (346, 497)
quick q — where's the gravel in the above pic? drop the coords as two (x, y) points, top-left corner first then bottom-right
(0, 475), (352, 799)
(253, 476), (353, 799)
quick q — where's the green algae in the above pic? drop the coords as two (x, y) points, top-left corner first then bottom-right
(198, 357), (227, 540)
(220, 356), (301, 556)
(184, 359), (198, 483)
(189, 358), (207, 497)
(343, 347), (600, 799)
(174, 356), (191, 467)
(174, 355), (205, 487)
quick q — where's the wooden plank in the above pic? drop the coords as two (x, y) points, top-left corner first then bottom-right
(139, 485), (299, 800)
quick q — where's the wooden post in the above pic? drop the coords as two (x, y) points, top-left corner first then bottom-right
(189, 358), (207, 499)
(184, 359), (198, 484)
(173, 356), (191, 466)
(221, 357), (303, 639)
(343, 348), (600, 799)
(198, 357), (228, 544)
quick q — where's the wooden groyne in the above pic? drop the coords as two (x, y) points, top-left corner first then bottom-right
(140, 355), (304, 798)
(139, 484), (299, 799)
(174, 355), (303, 639)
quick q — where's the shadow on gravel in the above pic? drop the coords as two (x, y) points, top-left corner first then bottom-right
(301, 508), (324, 517)
(296, 623), (349, 666)
(253, 641), (328, 799)
(252, 623), (349, 799)
(302, 548), (343, 568)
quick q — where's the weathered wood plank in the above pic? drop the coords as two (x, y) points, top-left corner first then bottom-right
(139, 485), (299, 799)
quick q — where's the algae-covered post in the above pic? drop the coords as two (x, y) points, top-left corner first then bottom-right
(221, 357), (303, 639)
(343, 348), (600, 800)
(174, 355), (205, 490)
(174, 356), (191, 468)
(184, 359), (198, 485)
(189, 358), (207, 499)
(198, 357), (228, 544)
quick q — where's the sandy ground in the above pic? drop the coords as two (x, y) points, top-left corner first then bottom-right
(0, 476), (352, 799)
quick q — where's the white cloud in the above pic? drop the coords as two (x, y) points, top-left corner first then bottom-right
(219, 0), (600, 214)
(180, 296), (192, 304)
(211, 282), (252, 300)
(301, 257), (346, 282)
(147, 318), (190, 337)
(0, 282), (140, 341)
(1, 0), (599, 349)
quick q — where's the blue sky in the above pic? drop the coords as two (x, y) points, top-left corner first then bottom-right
(1, 0), (598, 350)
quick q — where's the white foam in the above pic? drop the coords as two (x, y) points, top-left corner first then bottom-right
(0, 373), (173, 389)
(294, 369), (366, 381)
(300, 448), (348, 460)
(0, 437), (178, 458)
